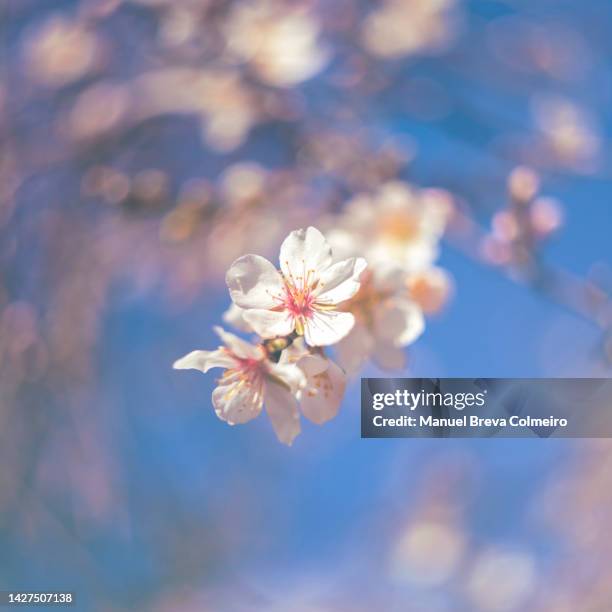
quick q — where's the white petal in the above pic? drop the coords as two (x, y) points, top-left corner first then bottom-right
(279, 226), (332, 283)
(242, 309), (294, 339)
(334, 323), (374, 373)
(222, 303), (253, 332)
(303, 310), (355, 347)
(370, 264), (408, 292)
(264, 379), (301, 445)
(226, 254), (285, 309)
(213, 326), (261, 360)
(296, 353), (328, 377)
(315, 257), (368, 305)
(299, 357), (346, 425)
(278, 337), (309, 366)
(373, 343), (406, 371)
(373, 301), (425, 347)
(173, 349), (236, 372)
(212, 378), (264, 425)
(268, 361), (306, 393)
(395, 303), (425, 346)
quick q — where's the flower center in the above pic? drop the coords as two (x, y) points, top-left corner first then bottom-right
(284, 283), (315, 318)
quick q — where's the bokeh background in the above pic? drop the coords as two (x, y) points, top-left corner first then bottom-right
(2, 0), (612, 610)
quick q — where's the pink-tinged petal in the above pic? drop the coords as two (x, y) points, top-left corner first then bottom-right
(314, 257), (367, 305)
(279, 226), (332, 283)
(173, 349), (236, 372)
(408, 266), (453, 314)
(299, 357), (346, 425)
(303, 309), (355, 347)
(212, 378), (264, 425)
(373, 302), (424, 347)
(226, 254), (284, 309)
(264, 379), (301, 445)
(242, 309), (294, 339)
(213, 326), (261, 360)
(373, 343), (406, 371)
(268, 362), (306, 393)
(334, 323), (374, 373)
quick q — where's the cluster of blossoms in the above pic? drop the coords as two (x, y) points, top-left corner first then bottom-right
(481, 167), (563, 274)
(175, 184), (452, 445)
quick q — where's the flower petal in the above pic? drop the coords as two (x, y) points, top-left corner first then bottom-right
(268, 361), (306, 393)
(212, 377), (264, 425)
(226, 254), (284, 309)
(173, 349), (236, 372)
(279, 226), (332, 283)
(296, 353), (328, 377)
(242, 309), (294, 339)
(315, 257), (367, 305)
(373, 302), (424, 347)
(264, 379), (301, 445)
(408, 266), (453, 314)
(214, 326), (261, 360)
(299, 357), (346, 424)
(303, 309), (355, 347)
(334, 323), (374, 373)
(222, 303), (253, 332)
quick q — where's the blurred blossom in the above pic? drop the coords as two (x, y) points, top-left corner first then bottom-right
(389, 520), (465, 587)
(327, 181), (451, 272)
(465, 548), (536, 612)
(531, 96), (602, 173)
(132, 68), (259, 152)
(530, 196), (563, 237)
(336, 267), (424, 372)
(219, 162), (268, 207)
(223, 1), (329, 87)
(63, 82), (130, 141)
(408, 266), (453, 315)
(507, 166), (540, 205)
(82, 165), (131, 205)
(482, 167), (563, 273)
(361, 0), (460, 59)
(23, 16), (104, 87)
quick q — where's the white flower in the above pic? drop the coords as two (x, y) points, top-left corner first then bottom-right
(335, 267), (425, 372)
(173, 327), (304, 445)
(280, 339), (347, 425)
(326, 181), (451, 273)
(226, 226), (367, 347)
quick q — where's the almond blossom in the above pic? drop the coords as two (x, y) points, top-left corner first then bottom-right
(336, 267), (425, 372)
(279, 338), (347, 425)
(326, 181), (452, 273)
(173, 326), (304, 445)
(408, 266), (453, 315)
(226, 226), (367, 347)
